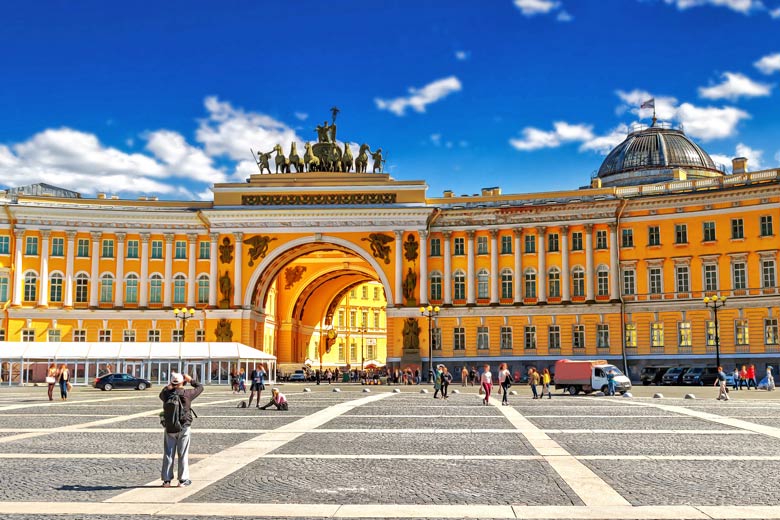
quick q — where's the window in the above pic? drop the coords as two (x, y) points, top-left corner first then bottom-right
(198, 241), (210, 259)
(477, 326), (489, 350)
(51, 237), (64, 257)
(338, 343), (345, 361)
(77, 239), (89, 257)
(102, 240), (114, 258)
(22, 329), (35, 342)
(100, 274), (114, 303)
(25, 237), (38, 255)
(597, 266), (609, 296)
(648, 226), (660, 246)
(430, 238), (441, 257)
(0, 329), (7, 341)
(151, 240), (163, 259)
(704, 264), (718, 292)
(477, 269), (489, 299)
(373, 310), (380, 328)
(350, 289), (356, 298)
(23, 272), (37, 302)
(675, 224), (688, 244)
(524, 234), (536, 253)
(548, 325), (561, 350)
(453, 237), (465, 256)
(430, 272), (442, 300)
(678, 322), (692, 348)
(172, 275), (185, 304)
(765, 318), (779, 345)
(349, 310), (356, 328)
(477, 236), (488, 255)
(75, 274), (89, 303)
(649, 267), (663, 294)
(0, 236), (9, 254)
(338, 310), (345, 327)
(148, 330), (161, 342)
(127, 240), (139, 259)
(500, 235), (512, 254)
(760, 215), (774, 237)
(454, 271), (466, 300)
(735, 319), (749, 346)
(172, 330), (184, 342)
(573, 266), (585, 296)
(125, 274), (138, 304)
(651, 322), (664, 348)
(373, 287), (379, 300)
(349, 342), (357, 361)
(361, 311), (368, 327)
(431, 327), (441, 350)
(524, 326), (536, 350)
(73, 329), (87, 342)
(548, 267), (560, 298)
(362, 286), (368, 299)
(453, 327), (465, 350)
(48, 329), (61, 342)
(762, 260), (777, 288)
(548, 233), (559, 252)
(149, 274), (162, 303)
(621, 229), (633, 247)
(123, 330), (136, 342)
(500, 327), (513, 349)
(198, 276), (209, 304)
(50, 273), (63, 302)
(596, 230), (607, 249)
(524, 269), (536, 298)
(703, 221), (716, 242)
(98, 329), (112, 342)
(675, 265), (689, 293)
(501, 269), (513, 299)
(733, 262), (747, 290)
(731, 218), (744, 239)
(196, 329), (206, 342)
(571, 232), (583, 251)
(597, 324), (609, 348)
(572, 324), (585, 349)
(175, 241), (186, 259)
(0, 276), (8, 302)
(706, 320), (717, 347)
(624, 323), (637, 348)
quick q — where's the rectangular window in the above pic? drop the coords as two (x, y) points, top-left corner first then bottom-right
(477, 236), (488, 255)
(500, 235), (512, 254)
(102, 239), (114, 258)
(361, 310), (368, 327)
(196, 329), (206, 342)
(51, 237), (64, 257)
(706, 321), (717, 347)
(50, 276), (63, 302)
(77, 239), (90, 257)
(548, 325), (561, 350)
(524, 235), (536, 253)
(765, 318), (779, 345)
(501, 271), (513, 299)
(597, 270), (609, 296)
(675, 265), (690, 293)
(572, 324), (585, 349)
(338, 343), (345, 361)
(73, 329), (87, 342)
(597, 324), (609, 348)
(453, 237), (465, 256)
(349, 310), (356, 328)
(735, 319), (749, 346)
(0, 236), (9, 254)
(147, 330), (161, 342)
(0, 276), (7, 303)
(349, 343), (357, 362)
(362, 286), (368, 299)
(625, 323), (637, 348)
(571, 232), (583, 251)
(430, 274), (442, 301)
(48, 329), (61, 342)
(648, 226), (660, 246)
(151, 240), (163, 259)
(548, 233), (559, 252)
(649, 267), (663, 294)
(621, 229), (634, 248)
(175, 240), (186, 259)
(123, 330), (136, 342)
(651, 322), (664, 348)
(127, 240), (139, 259)
(733, 262), (747, 290)
(172, 330), (184, 342)
(373, 287), (379, 300)
(431, 327), (441, 350)
(524, 326), (536, 350)
(704, 264), (719, 292)
(373, 310), (380, 328)
(596, 230), (607, 249)
(760, 215), (774, 237)
(338, 310), (345, 327)
(430, 238), (441, 257)
(762, 260), (777, 288)
(731, 218), (744, 239)
(453, 327), (465, 350)
(622, 269), (635, 295)
(199, 241), (210, 259)
(675, 224), (687, 244)
(21, 329), (35, 342)
(524, 272), (536, 299)
(500, 327), (513, 350)
(703, 221), (716, 242)
(25, 237), (38, 255)
(678, 322), (692, 348)
(477, 326), (489, 350)
(98, 329), (111, 342)
(454, 273), (466, 300)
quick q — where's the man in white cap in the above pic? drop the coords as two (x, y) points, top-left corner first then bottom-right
(159, 371), (203, 487)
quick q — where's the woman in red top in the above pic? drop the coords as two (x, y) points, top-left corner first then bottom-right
(739, 366), (748, 390)
(747, 364), (757, 390)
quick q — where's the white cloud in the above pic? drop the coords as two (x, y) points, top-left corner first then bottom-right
(735, 142), (764, 169)
(375, 76), (462, 116)
(698, 72), (773, 100)
(709, 153), (733, 171)
(755, 53), (780, 74)
(663, 0), (764, 14)
(513, 0), (560, 15)
(454, 50), (470, 61)
(616, 90), (678, 120)
(556, 10), (573, 21)
(510, 122), (593, 151)
(430, 134), (442, 146)
(771, 6), (780, 17)
(145, 130), (226, 183)
(294, 112), (309, 121)
(579, 124), (630, 154)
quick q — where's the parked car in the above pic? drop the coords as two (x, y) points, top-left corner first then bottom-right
(94, 373), (151, 391)
(661, 366), (690, 385)
(682, 366), (719, 386)
(640, 366), (671, 386)
(287, 369), (307, 382)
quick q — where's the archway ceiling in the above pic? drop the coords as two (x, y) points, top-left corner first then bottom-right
(294, 270), (376, 325)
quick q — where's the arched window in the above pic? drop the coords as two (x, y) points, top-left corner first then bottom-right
(125, 274), (138, 304)
(24, 271), (38, 302)
(597, 265), (610, 296)
(572, 266), (585, 297)
(548, 267), (561, 298)
(149, 274), (163, 304)
(454, 270), (466, 300)
(429, 271), (442, 301)
(477, 269), (489, 299)
(75, 273), (89, 303)
(173, 274), (186, 304)
(197, 275), (209, 304)
(100, 274), (114, 303)
(524, 268), (536, 299)
(50, 273), (63, 303)
(501, 268), (513, 299)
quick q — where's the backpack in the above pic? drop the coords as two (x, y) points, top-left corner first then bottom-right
(162, 391), (185, 433)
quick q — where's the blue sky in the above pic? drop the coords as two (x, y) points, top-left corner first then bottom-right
(1, 0), (779, 200)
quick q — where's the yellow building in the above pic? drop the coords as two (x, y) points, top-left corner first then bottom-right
(0, 121), (778, 383)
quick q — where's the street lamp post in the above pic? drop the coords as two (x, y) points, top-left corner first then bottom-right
(703, 295), (726, 368)
(173, 307), (196, 341)
(419, 305), (440, 383)
(359, 326), (367, 372)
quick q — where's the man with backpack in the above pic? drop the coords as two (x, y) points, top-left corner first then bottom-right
(160, 372), (203, 488)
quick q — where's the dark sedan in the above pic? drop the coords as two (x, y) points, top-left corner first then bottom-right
(94, 373), (152, 391)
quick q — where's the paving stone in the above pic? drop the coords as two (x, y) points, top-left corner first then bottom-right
(0, 415), (123, 428)
(345, 404), (502, 416)
(318, 416), (514, 430)
(527, 416), (739, 431)
(511, 404), (678, 416)
(549, 432), (772, 456)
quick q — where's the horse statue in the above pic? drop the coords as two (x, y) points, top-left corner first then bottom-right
(304, 142), (320, 172)
(272, 144), (290, 173)
(342, 143), (354, 172)
(289, 142), (304, 173)
(355, 144), (370, 173)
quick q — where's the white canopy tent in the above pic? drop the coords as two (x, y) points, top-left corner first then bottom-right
(0, 342), (276, 387)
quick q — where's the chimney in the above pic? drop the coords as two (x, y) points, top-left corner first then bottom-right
(443, 190), (454, 198)
(732, 157), (748, 174)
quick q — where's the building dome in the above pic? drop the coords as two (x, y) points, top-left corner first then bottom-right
(597, 122), (724, 187)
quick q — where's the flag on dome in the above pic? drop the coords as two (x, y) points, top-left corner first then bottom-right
(640, 98), (655, 110)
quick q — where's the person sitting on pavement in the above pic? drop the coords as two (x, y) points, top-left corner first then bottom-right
(259, 388), (288, 411)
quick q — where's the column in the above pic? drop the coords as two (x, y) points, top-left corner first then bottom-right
(466, 230), (475, 305)
(38, 230), (51, 307)
(12, 229), (24, 306)
(418, 230), (428, 305)
(393, 231), (403, 306)
(114, 233), (126, 307)
(233, 231), (243, 308)
(139, 233), (150, 307)
(442, 231), (452, 305)
(608, 223), (620, 301)
(163, 233), (174, 307)
(64, 230), (76, 307)
(513, 228), (523, 304)
(489, 229), (499, 304)
(89, 231), (102, 307)
(187, 233), (197, 307)
(537, 227), (547, 303)
(209, 233), (218, 307)
(585, 224), (595, 302)
(561, 226), (570, 302)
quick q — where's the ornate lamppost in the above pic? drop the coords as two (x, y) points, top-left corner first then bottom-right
(419, 305), (440, 383)
(173, 307), (196, 341)
(703, 295), (726, 368)
(359, 325), (367, 372)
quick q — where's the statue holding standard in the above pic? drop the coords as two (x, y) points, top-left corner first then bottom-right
(403, 267), (417, 305)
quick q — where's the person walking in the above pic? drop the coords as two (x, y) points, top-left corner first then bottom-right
(529, 368), (540, 399)
(767, 366), (775, 391)
(747, 364), (757, 390)
(160, 372), (203, 488)
(56, 364), (71, 400)
(732, 367), (740, 391)
(432, 365), (443, 399)
(607, 369), (616, 396)
(469, 366), (477, 387)
(46, 363), (58, 401)
(237, 368), (247, 394)
(247, 365), (266, 408)
(541, 368), (552, 399)
(480, 364), (493, 405)
(714, 366), (729, 401)
(739, 365), (748, 390)
(325, 369), (332, 385)
(498, 363), (512, 406)
(441, 366), (452, 399)
(260, 388), (289, 410)
(461, 366), (469, 387)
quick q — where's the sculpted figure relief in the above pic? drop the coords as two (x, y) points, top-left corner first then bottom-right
(370, 147), (384, 173)
(403, 234), (418, 262)
(219, 237), (233, 264)
(214, 318), (233, 342)
(219, 271), (232, 308)
(402, 317), (420, 351)
(403, 267), (417, 304)
(244, 235), (278, 266)
(361, 233), (393, 264)
(256, 150), (273, 174)
(284, 265), (307, 290)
